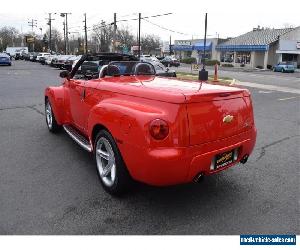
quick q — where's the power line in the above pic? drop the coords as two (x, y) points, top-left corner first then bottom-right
(143, 18), (195, 36)
(113, 12), (173, 24)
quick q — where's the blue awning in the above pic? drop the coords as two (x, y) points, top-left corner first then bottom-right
(216, 44), (269, 51)
(193, 42), (212, 51)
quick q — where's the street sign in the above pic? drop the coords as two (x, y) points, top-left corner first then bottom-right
(191, 63), (200, 71)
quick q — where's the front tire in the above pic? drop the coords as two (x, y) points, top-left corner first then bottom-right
(45, 99), (61, 133)
(94, 130), (132, 195)
(281, 68), (285, 73)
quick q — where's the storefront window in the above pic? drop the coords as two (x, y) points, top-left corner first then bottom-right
(221, 52), (234, 62)
(282, 53), (297, 62)
(235, 52), (251, 64)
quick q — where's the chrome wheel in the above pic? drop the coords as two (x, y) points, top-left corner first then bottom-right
(96, 137), (116, 187)
(45, 101), (53, 129)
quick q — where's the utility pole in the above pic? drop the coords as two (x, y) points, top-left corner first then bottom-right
(63, 22), (66, 54)
(199, 13), (208, 82)
(169, 35), (172, 55)
(84, 13), (88, 54)
(28, 19), (37, 52)
(60, 13), (71, 54)
(46, 13), (55, 53)
(138, 13), (141, 58)
(113, 13), (117, 52)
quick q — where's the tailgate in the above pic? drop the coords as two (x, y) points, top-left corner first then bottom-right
(186, 93), (254, 145)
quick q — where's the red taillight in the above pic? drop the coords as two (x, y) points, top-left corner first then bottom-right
(149, 119), (169, 140)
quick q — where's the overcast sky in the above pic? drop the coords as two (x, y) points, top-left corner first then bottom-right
(0, 0), (299, 42)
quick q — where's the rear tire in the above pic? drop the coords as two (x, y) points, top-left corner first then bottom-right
(281, 68), (285, 73)
(45, 98), (61, 133)
(94, 130), (132, 195)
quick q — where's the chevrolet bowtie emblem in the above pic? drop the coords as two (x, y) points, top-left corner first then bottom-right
(223, 115), (234, 123)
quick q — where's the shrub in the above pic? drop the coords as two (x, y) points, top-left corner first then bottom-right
(180, 57), (197, 64)
(222, 63), (234, 67)
(203, 59), (220, 66)
(267, 64), (272, 69)
(256, 65), (263, 69)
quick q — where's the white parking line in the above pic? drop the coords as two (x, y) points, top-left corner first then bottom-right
(278, 96), (298, 101)
(235, 81), (300, 95)
(258, 90), (273, 94)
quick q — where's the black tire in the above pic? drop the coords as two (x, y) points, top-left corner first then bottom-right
(281, 68), (285, 73)
(94, 130), (132, 195)
(45, 98), (61, 133)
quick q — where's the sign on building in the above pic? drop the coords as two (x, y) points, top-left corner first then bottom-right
(25, 36), (35, 43)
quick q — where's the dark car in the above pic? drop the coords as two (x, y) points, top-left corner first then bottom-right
(15, 52), (21, 60)
(23, 53), (31, 61)
(0, 53), (12, 66)
(160, 56), (180, 67)
(64, 55), (82, 71)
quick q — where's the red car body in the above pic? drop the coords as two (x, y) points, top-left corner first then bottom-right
(45, 73), (257, 187)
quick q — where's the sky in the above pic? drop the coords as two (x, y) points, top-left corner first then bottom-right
(0, 0), (299, 43)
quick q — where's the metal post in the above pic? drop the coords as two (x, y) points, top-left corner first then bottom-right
(169, 35), (172, 56)
(65, 14), (69, 54)
(63, 22), (66, 54)
(203, 13), (207, 69)
(84, 13), (88, 54)
(198, 13), (208, 81)
(113, 13), (117, 52)
(138, 13), (141, 58)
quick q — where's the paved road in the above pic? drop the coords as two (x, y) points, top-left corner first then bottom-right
(0, 61), (299, 234)
(177, 64), (300, 89)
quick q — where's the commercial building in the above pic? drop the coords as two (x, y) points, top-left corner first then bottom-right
(172, 38), (227, 62)
(276, 26), (300, 67)
(216, 27), (297, 69)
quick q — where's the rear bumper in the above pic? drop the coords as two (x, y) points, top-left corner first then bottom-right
(0, 61), (11, 65)
(119, 128), (257, 186)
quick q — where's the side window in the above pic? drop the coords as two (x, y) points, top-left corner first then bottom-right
(74, 61), (101, 80)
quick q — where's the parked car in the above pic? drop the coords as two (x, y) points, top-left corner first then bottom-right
(53, 55), (73, 69)
(0, 53), (12, 66)
(15, 52), (21, 60)
(44, 55), (56, 65)
(23, 53), (31, 61)
(160, 56), (180, 67)
(44, 53), (257, 195)
(29, 52), (38, 62)
(150, 61), (176, 77)
(36, 53), (51, 62)
(63, 55), (82, 71)
(273, 62), (295, 73)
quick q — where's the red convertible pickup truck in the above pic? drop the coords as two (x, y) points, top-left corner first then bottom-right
(45, 53), (257, 195)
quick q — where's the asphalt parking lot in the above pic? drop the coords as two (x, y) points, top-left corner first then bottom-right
(0, 61), (299, 234)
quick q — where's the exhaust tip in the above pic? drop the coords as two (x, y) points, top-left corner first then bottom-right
(193, 172), (204, 183)
(240, 154), (249, 164)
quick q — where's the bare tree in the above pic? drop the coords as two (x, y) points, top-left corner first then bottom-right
(283, 23), (295, 29)
(141, 34), (161, 55)
(0, 26), (20, 50)
(92, 21), (114, 52)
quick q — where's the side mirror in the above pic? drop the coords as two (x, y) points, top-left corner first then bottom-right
(59, 70), (70, 79)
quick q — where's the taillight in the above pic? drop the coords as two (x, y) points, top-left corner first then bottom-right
(149, 119), (169, 140)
